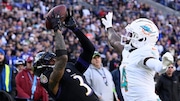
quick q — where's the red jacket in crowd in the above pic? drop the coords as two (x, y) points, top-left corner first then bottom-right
(15, 68), (49, 101)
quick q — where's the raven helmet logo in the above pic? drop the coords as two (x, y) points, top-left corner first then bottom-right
(40, 74), (48, 84)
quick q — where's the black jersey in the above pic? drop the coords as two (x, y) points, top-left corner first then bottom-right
(40, 62), (99, 101)
(39, 28), (99, 101)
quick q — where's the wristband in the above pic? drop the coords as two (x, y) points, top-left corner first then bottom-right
(55, 50), (67, 57)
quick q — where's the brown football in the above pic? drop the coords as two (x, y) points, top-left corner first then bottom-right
(45, 4), (67, 29)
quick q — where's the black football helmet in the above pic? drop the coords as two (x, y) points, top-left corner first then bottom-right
(33, 51), (56, 77)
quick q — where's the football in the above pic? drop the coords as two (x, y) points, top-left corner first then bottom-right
(45, 4), (67, 29)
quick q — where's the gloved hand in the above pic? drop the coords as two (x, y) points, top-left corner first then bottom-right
(101, 12), (113, 31)
(159, 52), (174, 74)
(162, 52), (174, 68)
(47, 10), (61, 31)
(63, 9), (77, 30)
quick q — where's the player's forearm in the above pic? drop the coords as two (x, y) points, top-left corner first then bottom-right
(72, 28), (95, 53)
(145, 58), (163, 73)
(49, 30), (68, 93)
(55, 30), (66, 50)
(54, 30), (67, 70)
(72, 28), (95, 73)
(107, 28), (124, 54)
(53, 30), (67, 72)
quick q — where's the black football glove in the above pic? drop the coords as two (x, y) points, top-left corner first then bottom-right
(47, 10), (62, 31)
(63, 9), (77, 30)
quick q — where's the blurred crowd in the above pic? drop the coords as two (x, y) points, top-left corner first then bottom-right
(0, 0), (180, 100)
(154, 0), (180, 11)
(0, 0), (179, 70)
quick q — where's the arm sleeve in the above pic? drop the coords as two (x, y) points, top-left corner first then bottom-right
(72, 28), (95, 73)
(144, 58), (163, 73)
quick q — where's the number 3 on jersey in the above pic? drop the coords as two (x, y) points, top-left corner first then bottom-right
(73, 75), (93, 96)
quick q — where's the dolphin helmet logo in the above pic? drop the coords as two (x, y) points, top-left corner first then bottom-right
(140, 25), (156, 35)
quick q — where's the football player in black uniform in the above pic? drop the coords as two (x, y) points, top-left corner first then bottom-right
(33, 9), (99, 101)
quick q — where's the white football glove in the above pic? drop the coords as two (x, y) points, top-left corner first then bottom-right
(159, 52), (174, 74)
(101, 12), (113, 31)
(162, 52), (174, 67)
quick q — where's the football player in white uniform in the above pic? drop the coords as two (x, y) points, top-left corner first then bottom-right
(101, 12), (174, 101)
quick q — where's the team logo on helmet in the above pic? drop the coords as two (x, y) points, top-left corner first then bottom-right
(140, 25), (155, 35)
(40, 74), (48, 84)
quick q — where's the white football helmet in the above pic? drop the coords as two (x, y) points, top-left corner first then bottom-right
(121, 18), (159, 49)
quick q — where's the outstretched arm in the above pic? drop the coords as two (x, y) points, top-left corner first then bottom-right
(48, 30), (68, 95)
(48, 30), (68, 94)
(72, 28), (95, 72)
(64, 16), (95, 73)
(46, 11), (68, 94)
(145, 52), (174, 74)
(107, 28), (124, 55)
(101, 12), (124, 55)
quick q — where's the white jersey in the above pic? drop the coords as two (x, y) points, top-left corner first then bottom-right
(120, 45), (161, 101)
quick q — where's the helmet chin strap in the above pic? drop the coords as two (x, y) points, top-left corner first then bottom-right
(129, 44), (137, 52)
(124, 44), (137, 52)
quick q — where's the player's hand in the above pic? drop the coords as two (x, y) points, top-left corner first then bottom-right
(101, 12), (113, 31)
(47, 10), (62, 31)
(63, 9), (77, 30)
(162, 52), (174, 67)
(159, 52), (174, 74)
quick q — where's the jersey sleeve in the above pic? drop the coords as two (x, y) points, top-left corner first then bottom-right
(137, 45), (160, 68)
(72, 28), (95, 73)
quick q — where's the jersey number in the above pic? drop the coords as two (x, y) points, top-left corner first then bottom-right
(73, 75), (92, 96)
(121, 66), (128, 91)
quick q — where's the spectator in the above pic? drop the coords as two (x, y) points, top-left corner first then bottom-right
(20, 44), (32, 61)
(14, 58), (26, 72)
(0, 0), (180, 68)
(155, 41), (164, 57)
(98, 8), (106, 18)
(155, 64), (178, 101)
(5, 49), (13, 67)
(111, 68), (124, 101)
(173, 58), (180, 100)
(11, 50), (23, 69)
(175, 57), (180, 71)
(109, 52), (120, 72)
(22, 0), (33, 11)
(0, 48), (16, 99)
(15, 56), (49, 101)
(84, 51), (118, 101)
(0, 1), (179, 101)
